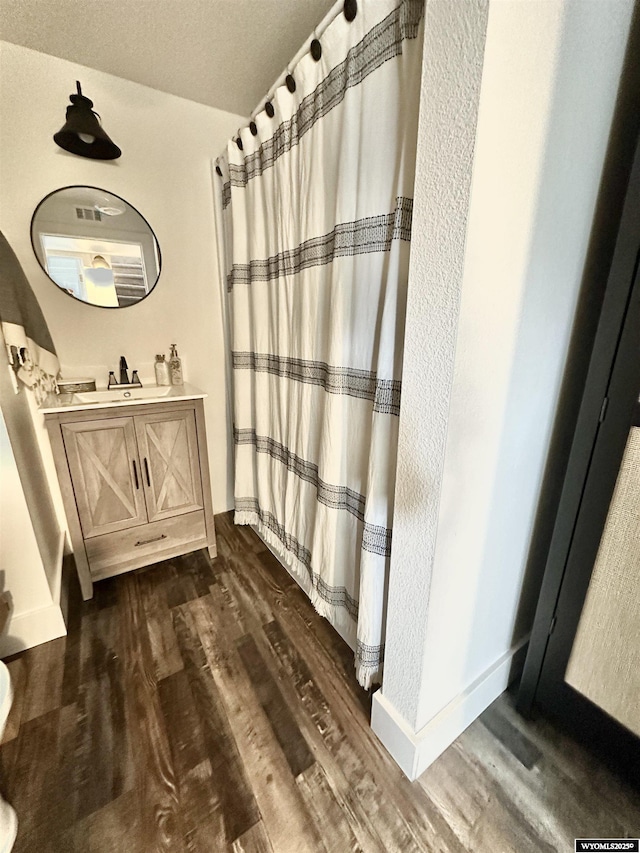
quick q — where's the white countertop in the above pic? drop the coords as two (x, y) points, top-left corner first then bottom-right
(40, 382), (207, 415)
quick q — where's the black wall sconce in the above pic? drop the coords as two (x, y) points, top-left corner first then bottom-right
(53, 81), (121, 160)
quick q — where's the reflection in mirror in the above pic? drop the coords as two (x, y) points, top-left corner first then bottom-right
(31, 186), (161, 308)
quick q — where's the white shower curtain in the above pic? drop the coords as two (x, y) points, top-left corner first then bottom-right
(217, 0), (423, 687)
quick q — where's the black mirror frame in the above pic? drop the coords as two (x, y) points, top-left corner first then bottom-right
(30, 184), (162, 309)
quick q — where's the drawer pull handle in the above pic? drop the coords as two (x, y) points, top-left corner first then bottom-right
(132, 459), (139, 490)
(144, 457), (151, 487)
(134, 533), (167, 547)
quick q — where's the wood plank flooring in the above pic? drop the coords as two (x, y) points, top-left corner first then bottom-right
(1, 512), (639, 852)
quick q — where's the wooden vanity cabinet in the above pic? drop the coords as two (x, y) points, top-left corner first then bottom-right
(45, 398), (216, 600)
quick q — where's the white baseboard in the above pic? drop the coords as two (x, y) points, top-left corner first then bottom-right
(371, 636), (529, 780)
(0, 602), (67, 659)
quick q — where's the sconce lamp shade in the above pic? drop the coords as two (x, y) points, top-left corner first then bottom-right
(53, 81), (121, 160)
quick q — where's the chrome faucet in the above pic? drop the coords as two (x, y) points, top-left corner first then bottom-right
(108, 356), (142, 389)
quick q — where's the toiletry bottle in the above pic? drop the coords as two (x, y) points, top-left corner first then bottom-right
(154, 354), (171, 386)
(169, 344), (183, 386)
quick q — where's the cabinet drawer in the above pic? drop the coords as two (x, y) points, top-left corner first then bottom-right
(86, 510), (207, 580)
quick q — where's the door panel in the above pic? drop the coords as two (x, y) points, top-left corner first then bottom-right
(565, 422), (640, 738)
(62, 417), (147, 538)
(532, 262), (640, 783)
(134, 409), (203, 522)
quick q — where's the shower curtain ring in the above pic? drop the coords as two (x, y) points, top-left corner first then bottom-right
(311, 36), (322, 61)
(344, 0), (357, 22)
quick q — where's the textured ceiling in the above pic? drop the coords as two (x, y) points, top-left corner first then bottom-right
(0, 0), (336, 116)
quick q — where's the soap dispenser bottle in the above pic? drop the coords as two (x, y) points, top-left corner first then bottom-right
(169, 344), (183, 386)
(154, 354), (171, 386)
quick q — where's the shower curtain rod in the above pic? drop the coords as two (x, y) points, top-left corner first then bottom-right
(248, 0), (350, 120)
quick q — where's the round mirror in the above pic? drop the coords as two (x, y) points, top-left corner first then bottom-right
(31, 186), (161, 308)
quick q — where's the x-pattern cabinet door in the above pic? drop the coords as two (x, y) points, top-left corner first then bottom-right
(62, 416), (148, 538)
(134, 409), (203, 523)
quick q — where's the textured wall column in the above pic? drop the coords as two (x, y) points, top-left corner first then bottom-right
(376, 0), (633, 778)
(381, 0), (490, 730)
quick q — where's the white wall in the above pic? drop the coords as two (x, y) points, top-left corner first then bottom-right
(373, 0), (633, 778)
(0, 337), (63, 601)
(376, 0), (490, 731)
(0, 42), (244, 537)
(0, 405), (66, 656)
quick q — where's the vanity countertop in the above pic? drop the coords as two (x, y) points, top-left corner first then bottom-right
(40, 382), (207, 415)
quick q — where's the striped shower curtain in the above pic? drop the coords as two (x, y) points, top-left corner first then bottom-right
(217, 0), (423, 687)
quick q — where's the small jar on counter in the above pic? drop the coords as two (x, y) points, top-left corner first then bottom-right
(154, 354), (171, 386)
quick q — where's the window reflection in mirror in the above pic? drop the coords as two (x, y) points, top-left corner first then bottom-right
(31, 186), (161, 308)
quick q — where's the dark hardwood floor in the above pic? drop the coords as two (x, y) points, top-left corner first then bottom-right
(1, 513), (639, 852)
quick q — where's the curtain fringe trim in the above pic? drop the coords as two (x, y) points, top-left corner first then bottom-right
(234, 509), (381, 689)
